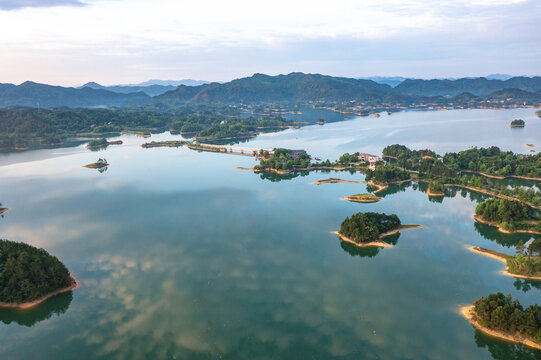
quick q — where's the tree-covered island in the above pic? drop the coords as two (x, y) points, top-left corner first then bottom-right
(83, 158), (109, 168)
(86, 138), (123, 149)
(335, 212), (422, 248)
(474, 198), (541, 234)
(462, 293), (541, 350)
(255, 148), (312, 172)
(510, 119), (525, 127)
(0, 239), (76, 308)
(341, 193), (382, 203)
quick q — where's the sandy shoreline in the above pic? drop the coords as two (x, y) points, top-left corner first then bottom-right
(0, 276), (78, 309)
(333, 225), (424, 248)
(332, 231), (392, 248)
(340, 195), (382, 203)
(426, 189), (445, 196)
(460, 305), (541, 350)
(312, 178), (389, 193)
(467, 246), (541, 281)
(83, 163), (109, 168)
(473, 214), (541, 235)
(459, 170), (541, 182)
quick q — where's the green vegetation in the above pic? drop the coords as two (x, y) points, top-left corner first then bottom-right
(444, 146), (541, 178)
(0, 239), (72, 304)
(338, 152), (361, 165)
(365, 164), (410, 184)
(84, 158), (109, 168)
(508, 239), (541, 277)
(384, 144), (541, 179)
(141, 140), (189, 148)
(256, 148), (311, 171)
(428, 179), (445, 194)
(475, 199), (539, 233)
(510, 119), (525, 127)
(472, 293), (541, 343)
(344, 194), (382, 203)
(0, 106), (291, 149)
(195, 117), (291, 140)
(87, 138), (108, 148)
(339, 212), (401, 243)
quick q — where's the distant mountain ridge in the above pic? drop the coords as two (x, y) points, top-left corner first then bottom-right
(79, 79), (210, 96)
(153, 72), (541, 104)
(154, 72), (392, 104)
(0, 81), (148, 108)
(393, 76), (541, 96)
(0, 73), (540, 108)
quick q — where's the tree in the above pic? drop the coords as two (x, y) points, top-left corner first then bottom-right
(528, 238), (541, 256)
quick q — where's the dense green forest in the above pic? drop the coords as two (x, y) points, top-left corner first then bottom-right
(475, 199), (540, 232)
(510, 119), (525, 126)
(195, 117), (291, 140)
(0, 106), (292, 149)
(256, 148), (311, 171)
(383, 144), (541, 180)
(0, 239), (72, 303)
(365, 164), (411, 184)
(472, 293), (541, 342)
(87, 138), (108, 147)
(428, 179), (445, 194)
(339, 212), (401, 243)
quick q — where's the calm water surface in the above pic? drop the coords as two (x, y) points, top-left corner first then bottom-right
(0, 108), (540, 359)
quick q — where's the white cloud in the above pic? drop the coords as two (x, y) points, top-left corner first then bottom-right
(0, 0), (538, 84)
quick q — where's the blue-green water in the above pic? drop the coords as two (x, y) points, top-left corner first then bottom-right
(0, 108), (540, 359)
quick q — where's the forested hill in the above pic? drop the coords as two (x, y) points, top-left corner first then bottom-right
(152, 73), (541, 105)
(80, 82), (176, 97)
(1, 73), (541, 108)
(0, 81), (149, 108)
(394, 76), (541, 96)
(154, 72), (393, 104)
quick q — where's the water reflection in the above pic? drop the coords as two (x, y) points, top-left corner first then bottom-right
(338, 233), (400, 258)
(474, 330), (541, 360)
(474, 222), (539, 247)
(513, 278), (541, 293)
(0, 292), (72, 327)
(340, 241), (381, 258)
(258, 171), (309, 182)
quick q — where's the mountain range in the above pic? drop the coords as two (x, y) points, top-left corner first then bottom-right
(0, 81), (149, 108)
(79, 79), (210, 96)
(0, 73), (540, 108)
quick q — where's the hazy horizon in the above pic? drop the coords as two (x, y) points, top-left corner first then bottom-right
(0, 0), (539, 86)
(3, 72), (539, 88)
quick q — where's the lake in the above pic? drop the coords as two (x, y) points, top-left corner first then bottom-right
(0, 108), (540, 359)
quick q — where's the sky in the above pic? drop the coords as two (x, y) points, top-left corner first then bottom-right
(0, 0), (539, 86)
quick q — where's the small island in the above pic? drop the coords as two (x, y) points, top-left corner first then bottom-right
(510, 119), (525, 127)
(474, 198), (541, 234)
(427, 179), (445, 196)
(136, 131), (151, 138)
(341, 193), (382, 203)
(334, 212), (423, 248)
(461, 293), (541, 350)
(0, 239), (76, 309)
(83, 158), (109, 168)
